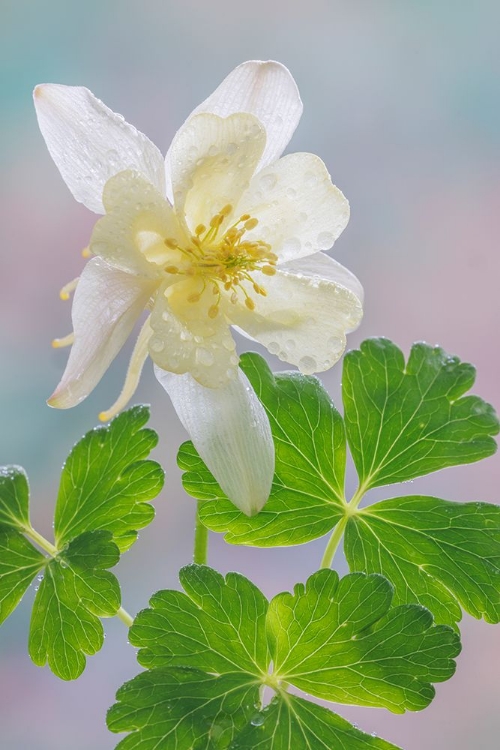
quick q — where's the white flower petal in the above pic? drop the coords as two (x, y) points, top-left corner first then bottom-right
(48, 258), (157, 408)
(165, 61), (302, 196)
(236, 152), (350, 262)
(149, 281), (239, 388)
(91, 170), (184, 276)
(169, 112), (266, 234)
(155, 365), (274, 516)
(34, 84), (166, 213)
(280, 252), (364, 303)
(228, 262), (363, 373)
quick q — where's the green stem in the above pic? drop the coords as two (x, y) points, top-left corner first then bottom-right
(320, 516), (349, 569)
(23, 526), (58, 557)
(347, 482), (369, 512)
(23, 525), (135, 628)
(116, 606), (134, 628)
(193, 505), (209, 565)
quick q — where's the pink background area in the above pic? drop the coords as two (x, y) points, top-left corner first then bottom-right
(1, 1), (499, 747)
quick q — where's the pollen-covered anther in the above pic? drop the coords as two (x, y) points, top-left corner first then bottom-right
(52, 332), (75, 348)
(245, 298), (256, 311)
(208, 304), (219, 319)
(59, 277), (79, 301)
(261, 265), (277, 276)
(165, 265), (179, 274)
(187, 292), (202, 303)
(164, 238), (179, 249)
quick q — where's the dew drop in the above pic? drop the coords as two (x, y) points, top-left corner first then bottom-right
(150, 338), (165, 353)
(285, 339), (296, 351)
(267, 341), (280, 354)
(196, 348), (214, 366)
(106, 148), (120, 166)
(180, 330), (192, 342)
(250, 713), (265, 727)
(260, 173), (277, 191)
(222, 338), (236, 351)
(317, 231), (335, 249)
(299, 355), (317, 372)
(226, 142), (238, 155)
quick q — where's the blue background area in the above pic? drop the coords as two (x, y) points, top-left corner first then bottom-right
(1, 1), (499, 747)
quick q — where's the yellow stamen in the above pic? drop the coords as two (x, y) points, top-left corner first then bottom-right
(187, 292), (201, 303)
(195, 224), (206, 236)
(165, 265), (179, 274)
(244, 218), (259, 231)
(52, 332), (75, 348)
(208, 305), (219, 319)
(99, 318), (152, 423)
(245, 298), (255, 311)
(59, 277), (79, 301)
(164, 238), (178, 249)
(81, 246), (91, 258)
(261, 265), (277, 276)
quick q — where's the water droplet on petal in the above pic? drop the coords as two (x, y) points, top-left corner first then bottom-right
(260, 173), (277, 191)
(151, 338), (165, 353)
(299, 355), (317, 372)
(267, 341), (280, 354)
(196, 348), (214, 366)
(317, 231), (335, 250)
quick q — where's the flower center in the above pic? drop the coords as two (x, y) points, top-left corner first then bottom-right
(164, 205), (277, 318)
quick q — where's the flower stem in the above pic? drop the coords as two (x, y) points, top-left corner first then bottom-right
(193, 505), (209, 565)
(320, 516), (349, 569)
(116, 606), (134, 628)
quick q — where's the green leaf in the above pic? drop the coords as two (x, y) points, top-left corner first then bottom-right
(108, 668), (259, 749)
(268, 569), (460, 713)
(29, 530), (120, 680)
(180, 353), (346, 547)
(109, 565), (459, 747)
(131, 565), (269, 676)
(0, 466), (31, 529)
(0, 529), (45, 624)
(345, 496), (500, 628)
(343, 338), (499, 490)
(233, 694), (402, 749)
(55, 405), (164, 552)
(0, 466), (45, 624)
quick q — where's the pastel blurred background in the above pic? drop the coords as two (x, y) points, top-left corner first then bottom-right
(1, 0), (499, 747)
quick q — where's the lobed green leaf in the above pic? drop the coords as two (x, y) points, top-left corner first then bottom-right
(109, 565), (459, 747)
(345, 496), (500, 628)
(233, 694), (402, 750)
(0, 529), (45, 624)
(343, 338), (499, 490)
(268, 569), (459, 713)
(108, 668), (259, 749)
(55, 405), (164, 552)
(29, 530), (121, 680)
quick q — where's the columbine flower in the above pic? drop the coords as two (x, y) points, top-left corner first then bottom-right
(34, 61), (363, 515)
